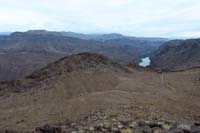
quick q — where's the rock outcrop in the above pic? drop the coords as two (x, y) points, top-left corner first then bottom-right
(151, 39), (200, 71)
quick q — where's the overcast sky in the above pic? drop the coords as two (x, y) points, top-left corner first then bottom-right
(0, 0), (200, 38)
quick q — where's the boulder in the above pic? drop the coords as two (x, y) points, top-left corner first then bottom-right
(35, 124), (61, 133)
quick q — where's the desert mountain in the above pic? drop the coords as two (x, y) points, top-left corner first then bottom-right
(26, 52), (129, 80)
(0, 53), (129, 95)
(0, 30), (167, 81)
(22, 30), (168, 42)
(25, 30), (125, 41)
(0, 53), (199, 132)
(151, 38), (200, 71)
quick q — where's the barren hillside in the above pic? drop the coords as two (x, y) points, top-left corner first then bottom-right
(0, 53), (199, 132)
(151, 38), (200, 71)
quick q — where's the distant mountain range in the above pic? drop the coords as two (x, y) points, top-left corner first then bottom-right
(150, 38), (200, 71)
(24, 30), (168, 41)
(0, 30), (168, 81)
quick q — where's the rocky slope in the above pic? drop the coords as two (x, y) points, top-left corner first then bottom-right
(151, 38), (200, 71)
(0, 30), (167, 81)
(0, 53), (199, 132)
(0, 53), (130, 95)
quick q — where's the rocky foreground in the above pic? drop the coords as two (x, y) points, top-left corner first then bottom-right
(1, 111), (200, 133)
(35, 121), (200, 133)
(1, 121), (200, 133)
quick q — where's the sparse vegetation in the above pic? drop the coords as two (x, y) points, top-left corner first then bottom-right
(0, 53), (199, 132)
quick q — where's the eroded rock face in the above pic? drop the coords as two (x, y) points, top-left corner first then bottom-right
(151, 39), (200, 71)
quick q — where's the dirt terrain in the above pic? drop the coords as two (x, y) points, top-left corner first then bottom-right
(0, 53), (199, 132)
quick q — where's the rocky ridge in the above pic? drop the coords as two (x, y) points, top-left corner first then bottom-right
(0, 52), (130, 95)
(151, 38), (200, 71)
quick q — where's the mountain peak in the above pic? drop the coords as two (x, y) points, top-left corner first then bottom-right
(26, 52), (129, 81)
(26, 30), (48, 34)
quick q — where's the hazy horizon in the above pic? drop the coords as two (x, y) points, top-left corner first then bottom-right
(0, 29), (199, 39)
(0, 0), (200, 38)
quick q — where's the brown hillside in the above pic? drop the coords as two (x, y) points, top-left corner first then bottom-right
(0, 53), (199, 132)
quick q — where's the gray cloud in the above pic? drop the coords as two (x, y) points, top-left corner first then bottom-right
(0, 0), (199, 38)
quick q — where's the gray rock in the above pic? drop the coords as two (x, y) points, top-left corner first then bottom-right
(35, 124), (61, 133)
(191, 126), (200, 133)
(129, 121), (137, 128)
(177, 124), (191, 130)
(169, 128), (185, 133)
